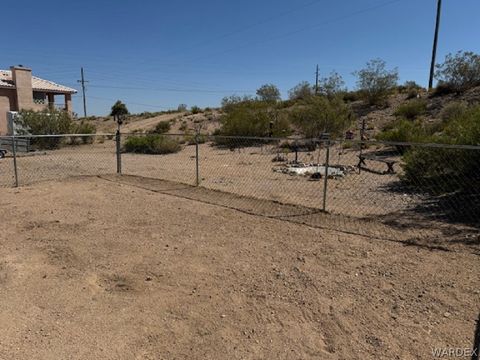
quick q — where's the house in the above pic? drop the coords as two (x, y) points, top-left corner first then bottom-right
(0, 65), (77, 135)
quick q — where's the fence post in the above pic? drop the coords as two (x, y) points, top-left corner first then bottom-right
(12, 135), (18, 187)
(195, 133), (200, 186)
(322, 140), (330, 212)
(116, 130), (122, 174)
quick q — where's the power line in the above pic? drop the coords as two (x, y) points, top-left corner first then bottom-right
(187, 0), (406, 64)
(84, 84), (256, 94)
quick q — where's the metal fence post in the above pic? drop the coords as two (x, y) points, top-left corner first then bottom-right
(322, 140), (330, 212)
(195, 133), (200, 186)
(12, 135), (19, 187)
(116, 130), (122, 174)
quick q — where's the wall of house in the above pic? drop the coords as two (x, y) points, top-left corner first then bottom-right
(0, 89), (17, 135)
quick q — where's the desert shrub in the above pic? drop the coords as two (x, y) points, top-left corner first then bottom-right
(16, 109), (74, 149)
(399, 105), (480, 191)
(435, 51), (480, 92)
(177, 104), (188, 112)
(191, 106), (201, 114)
(71, 121), (97, 144)
(151, 121), (171, 134)
(394, 99), (427, 120)
(440, 102), (468, 123)
(179, 121), (188, 132)
(354, 58), (399, 105)
(432, 81), (456, 97)
(343, 90), (362, 102)
(377, 119), (432, 151)
(288, 81), (314, 100)
(218, 100), (290, 138)
(185, 134), (207, 145)
(319, 71), (346, 98)
(124, 135), (181, 154)
(256, 84), (281, 102)
(289, 96), (353, 139)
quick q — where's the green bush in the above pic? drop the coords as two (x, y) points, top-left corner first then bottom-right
(377, 119), (432, 150)
(435, 51), (480, 92)
(400, 104), (480, 191)
(394, 99), (427, 120)
(151, 121), (171, 134)
(343, 90), (362, 102)
(354, 58), (399, 105)
(191, 106), (201, 114)
(440, 102), (468, 123)
(218, 100), (290, 137)
(432, 82), (456, 97)
(124, 135), (181, 154)
(71, 121), (97, 144)
(17, 109), (74, 149)
(289, 96), (353, 139)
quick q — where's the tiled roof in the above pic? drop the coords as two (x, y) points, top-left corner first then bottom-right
(0, 70), (77, 94)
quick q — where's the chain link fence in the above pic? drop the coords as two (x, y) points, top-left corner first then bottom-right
(1, 133), (478, 247)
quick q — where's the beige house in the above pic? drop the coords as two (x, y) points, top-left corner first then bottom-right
(0, 65), (77, 135)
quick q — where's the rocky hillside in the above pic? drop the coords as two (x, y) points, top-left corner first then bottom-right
(352, 86), (480, 140)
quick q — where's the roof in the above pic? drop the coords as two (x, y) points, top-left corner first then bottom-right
(0, 70), (77, 94)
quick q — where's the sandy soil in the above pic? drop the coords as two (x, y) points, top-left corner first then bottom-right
(0, 176), (478, 359)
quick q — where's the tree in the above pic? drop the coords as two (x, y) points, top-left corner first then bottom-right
(354, 59), (399, 105)
(289, 96), (353, 139)
(110, 100), (129, 117)
(288, 81), (314, 100)
(435, 51), (480, 92)
(177, 104), (188, 112)
(319, 71), (346, 98)
(256, 84), (281, 102)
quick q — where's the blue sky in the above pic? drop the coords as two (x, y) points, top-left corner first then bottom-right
(3, 0), (479, 115)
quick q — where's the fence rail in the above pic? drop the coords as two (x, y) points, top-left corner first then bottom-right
(1, 133), (479, 246)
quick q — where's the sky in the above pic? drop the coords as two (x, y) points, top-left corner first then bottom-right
(2, 0), (480, 116)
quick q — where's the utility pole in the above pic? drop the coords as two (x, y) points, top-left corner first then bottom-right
(428, 0), (442, 91)
(77, 67), (89, 118)
(315, 65), (320, 95)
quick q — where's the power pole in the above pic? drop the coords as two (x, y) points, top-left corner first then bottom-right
(77, 67), (89, 118)
(315, 65), (320, 95)
(428, 0), (442, 91)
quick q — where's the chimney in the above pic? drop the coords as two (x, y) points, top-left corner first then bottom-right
(11, 65), (33, 110)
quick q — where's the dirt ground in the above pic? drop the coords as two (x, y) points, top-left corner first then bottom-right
(0, 176), (478, 359)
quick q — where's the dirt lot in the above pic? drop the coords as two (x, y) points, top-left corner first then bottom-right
(0, 176), (478, 359)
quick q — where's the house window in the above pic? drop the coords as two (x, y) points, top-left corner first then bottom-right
(33, 92), (46, 104)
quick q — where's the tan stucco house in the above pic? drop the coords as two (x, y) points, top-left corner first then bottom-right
(0, 65), (77, 135)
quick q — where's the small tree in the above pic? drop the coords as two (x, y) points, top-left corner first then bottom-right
(354, 59), (399, 105)
(256, 84), (281, 102)
(319, 71), (346, 98)
(288, 81), (314, 100)
(110, 100), (129, 117)
(435, 51), (480, 92)
(177, 104), (188, 112)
